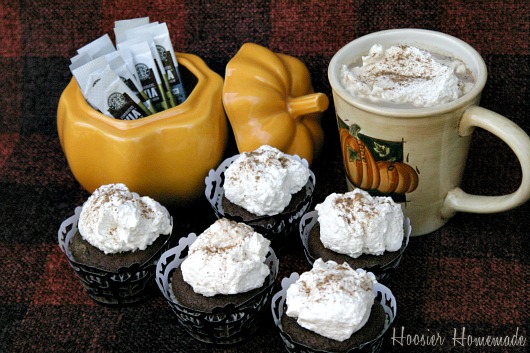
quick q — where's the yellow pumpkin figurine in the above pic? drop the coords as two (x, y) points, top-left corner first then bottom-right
(222, 43), (329, 165)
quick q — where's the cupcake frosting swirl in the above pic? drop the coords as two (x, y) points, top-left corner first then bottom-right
(286, 259), (377, 341)
(78, 183), (172, 254)
(181, 218), (271, 297)
(315, 189), (403, 258)
(223, 145), (310, 216)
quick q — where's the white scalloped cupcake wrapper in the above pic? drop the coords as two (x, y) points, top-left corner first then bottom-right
(271, 272), (397, 353)
(204, 153), (316, 250)
(299, 210), (411, 282)
(58, 206), (173, 305)
(156, 233), (279, 345)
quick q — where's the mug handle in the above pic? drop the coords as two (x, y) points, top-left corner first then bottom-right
(441, 106), (530, 218)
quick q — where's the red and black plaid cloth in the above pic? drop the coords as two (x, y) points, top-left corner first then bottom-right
(1, 1), (528, 352)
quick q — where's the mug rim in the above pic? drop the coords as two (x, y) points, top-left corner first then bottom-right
(328, 28), (488, 117)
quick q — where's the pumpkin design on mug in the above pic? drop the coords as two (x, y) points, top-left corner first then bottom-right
(339, 122), (419, 195)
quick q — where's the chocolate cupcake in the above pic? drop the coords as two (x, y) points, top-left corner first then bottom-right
(58, 183), (173, 305)
(280, 299), (387, 352)
(205, 145), (315, 250)
(299, 189), (411, 282)
(69, 230), (170, 272)
(170, 264), (269, 313)
(271, 260), (397, 353)
(221, 187), (309, 223)
(156, 218), (279, 345)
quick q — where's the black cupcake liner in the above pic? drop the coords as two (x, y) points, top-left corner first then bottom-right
(204, 153), (316, 250)
(156, 232), (279, 346)
(58, 206), (173, 305)
(299, 211), (411, 283)
(271, 272), (397, 353)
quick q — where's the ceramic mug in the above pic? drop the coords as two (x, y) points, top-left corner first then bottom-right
(328, 29), (530, 236)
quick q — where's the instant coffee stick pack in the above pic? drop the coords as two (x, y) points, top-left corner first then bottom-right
(71, 56), (151, 120)
(119, 22), (187, 105)
(117, 38), (171, 112)
(68, 17), (187, 120)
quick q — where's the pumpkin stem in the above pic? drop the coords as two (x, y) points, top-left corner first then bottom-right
(287, 93), (329, 118)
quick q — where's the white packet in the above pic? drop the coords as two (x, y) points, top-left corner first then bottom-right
(71, 56), (109, 109)
(71, 56), (152, 117)
(69, 52), (92, 71)
(85, 66), (150, 120)
(118, 33), (176, 107)
(114, 17), (150, 28)
(114, 19), (157, 44)
(116, 46), (138, 84)
(106, 51), (156, 114)
(116, 21), (160, 43)
(125, 22), (187, 104)
(76, 34), (116, 59)
(117, 39), (170, 112)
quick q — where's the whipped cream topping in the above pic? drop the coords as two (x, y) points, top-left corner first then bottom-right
(315, 189), (403, 258)
(78, 183), (172, 254)
(224, 145), (310, 216)
(286, 259), (377, 341)
(341, 44), (474, 107)
(181, 218), (271, 297)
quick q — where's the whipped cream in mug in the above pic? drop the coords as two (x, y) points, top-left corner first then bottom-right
(340, 44), (475, 107)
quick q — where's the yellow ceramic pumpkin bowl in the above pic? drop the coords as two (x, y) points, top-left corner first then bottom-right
(57, 53), (228, 205)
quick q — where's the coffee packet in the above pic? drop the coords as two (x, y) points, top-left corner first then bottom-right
(114, 16), (150, 28)
(70, 34), (116, 72)
(71, 56), (151, 119)
(117, 34), (177, 108)
(106, 51), (156, 114)
(121, 22), (187, 104)
(76, 34), (116, 59)
(118, 39), (170, 112)
(69, 17), (188, 118)
(86, 67), (150, 120)
(69, 52), (93, 71)
(114, 17), (151, 43)
(70, 56), (109, 109)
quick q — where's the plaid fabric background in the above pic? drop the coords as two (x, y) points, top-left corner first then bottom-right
(1, 0), (528, 352)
